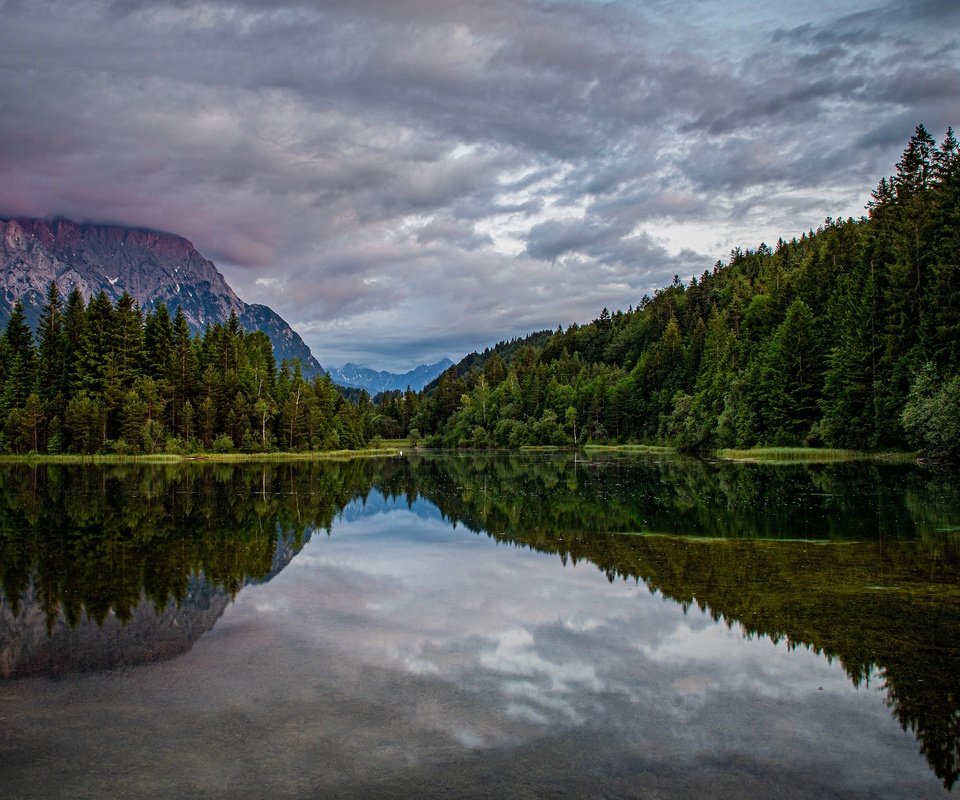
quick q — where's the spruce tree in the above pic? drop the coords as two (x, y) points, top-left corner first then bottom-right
(112, 291), (144, 388)
(170, 306), (195, 435)
(37, 282), (65, 410)
(62, 287), (87, 393)
(1, 302), (37, 414)
(143, 304), (174, 380)
(79, 291), (114, 394)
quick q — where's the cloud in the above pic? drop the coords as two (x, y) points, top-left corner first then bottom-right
(415, 217), (493, 250)
(0, 0), (957, 368)
(524, 218), (632, 263)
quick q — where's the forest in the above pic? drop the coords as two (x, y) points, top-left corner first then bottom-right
(373, 125), (960, 459)
(0, 292), (372, 454)
(0, 125), (957, 457)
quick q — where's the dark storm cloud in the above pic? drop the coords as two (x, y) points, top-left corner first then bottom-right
(416, 217), (493, 250)
(0, 0), (956, 368)
(524, 218), (634, 264)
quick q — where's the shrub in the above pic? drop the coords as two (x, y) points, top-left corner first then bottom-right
(902, 365), (960, 462)
(211, 433), (235, 453)
(164, 436), (189, 455)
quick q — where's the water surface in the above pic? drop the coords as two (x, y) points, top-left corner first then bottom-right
(1, 454), (958, 798)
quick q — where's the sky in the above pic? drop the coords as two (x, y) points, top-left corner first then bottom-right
(1, 0), (958, 371)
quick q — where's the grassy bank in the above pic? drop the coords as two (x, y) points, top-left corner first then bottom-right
(0, 447), (402, 465)
(715, 446), (916, 464)
(583, 444), (676, 455)
(0, 445), (920, 466)
(379, 438), (412, 449)
(583, 443), (914, 463)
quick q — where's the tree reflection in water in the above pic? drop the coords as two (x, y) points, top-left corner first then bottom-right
(0, 454), (957, 788)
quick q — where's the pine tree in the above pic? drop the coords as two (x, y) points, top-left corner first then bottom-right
(926, 127), (960, 369)
(820, 267), (881, 448)
(79, 291), (114, 394)
(933, 127), (958, 184)
(37, 282), (66, 411)
(170, 306), (196, 436)
(143, 304), (174, 380)
(893, 125), (938, 335)
(62, 287), (87, 393)
(1, 302), (37, 413)
(744, 300), (820, 443)
(112, 291), (144, 388)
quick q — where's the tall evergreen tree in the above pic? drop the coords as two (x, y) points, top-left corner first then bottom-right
(758, 300), (821, 442)
(143, 304), (174, 380)
(79, 291), (114, 394)
(112, 291), (144, 388)
(62, 287), (87, 393)
(1, 302), (37, 414)
(37, 282), (65, 407)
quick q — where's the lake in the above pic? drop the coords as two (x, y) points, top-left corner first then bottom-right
(1, 453), (958, 799)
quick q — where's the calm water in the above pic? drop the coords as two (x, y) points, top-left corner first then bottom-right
(1, 453), (958, 799)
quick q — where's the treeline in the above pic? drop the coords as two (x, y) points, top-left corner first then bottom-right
(0, 291), (373, 454)
(0, 460), (383, 628)
(374, 125), (960, 458)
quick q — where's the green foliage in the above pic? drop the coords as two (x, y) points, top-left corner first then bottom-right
(0, 289), (375, 455)
(902, 365), (960, 461)
(375, 125), (959, 453)
(211, 433), (235, 453)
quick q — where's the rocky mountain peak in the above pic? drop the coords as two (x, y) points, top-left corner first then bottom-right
(0, 216), (322, 375)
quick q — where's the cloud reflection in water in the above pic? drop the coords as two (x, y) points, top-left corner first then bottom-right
(203, 491), (938, 797)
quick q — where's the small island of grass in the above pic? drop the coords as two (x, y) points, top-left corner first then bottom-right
(714, 447), (917, 464)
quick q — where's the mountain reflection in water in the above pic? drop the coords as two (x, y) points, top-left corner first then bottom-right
(0, 454), (957, 796)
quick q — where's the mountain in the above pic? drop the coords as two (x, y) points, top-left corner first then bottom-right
(0, 525), (313, 679)
(0, 576), (232, 678)
(0, 217), (323, 375)
(329, 358), (453, 394)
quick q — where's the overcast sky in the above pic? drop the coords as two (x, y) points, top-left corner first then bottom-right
(1, 0), (958, 370)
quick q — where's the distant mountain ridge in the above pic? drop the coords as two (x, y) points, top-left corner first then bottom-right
(329, 358), (454, 394)
(0, 217), (323, 375)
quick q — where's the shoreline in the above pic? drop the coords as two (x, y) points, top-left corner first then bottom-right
(0, 447), (402, 465)
(0, 444), (920, 467)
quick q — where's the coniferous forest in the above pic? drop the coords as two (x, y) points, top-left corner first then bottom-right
(1, 125), (958, 458)
(0, 293), (371, 455)
(374, 125), (959, 460)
